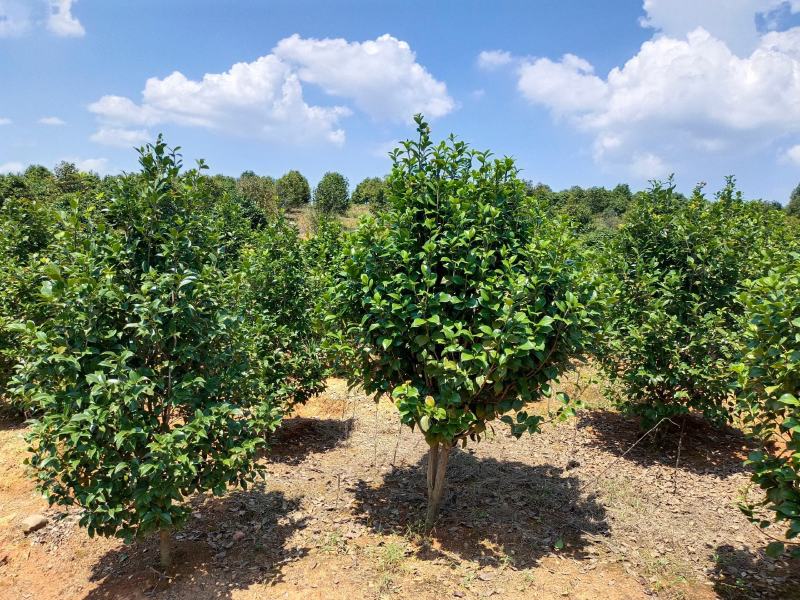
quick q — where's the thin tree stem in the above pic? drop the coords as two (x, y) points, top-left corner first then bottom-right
(425, 442), (451, 532)
(159, 528), (172, 569)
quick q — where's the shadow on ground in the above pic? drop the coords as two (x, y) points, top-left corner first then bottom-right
(578, 410), (752, 478)
(351, 448), (608, 569)
(268, 416), (354, 466)
(83, 485), (308, 600)
(0, 400), (27, 432)
(711, 543), (800, 599)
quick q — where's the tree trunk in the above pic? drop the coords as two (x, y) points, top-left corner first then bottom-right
(424, 441), (451, 533)
(159, 528), (172, 568)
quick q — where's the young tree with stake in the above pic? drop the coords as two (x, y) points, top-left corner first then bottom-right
(327, 116), (599, 531)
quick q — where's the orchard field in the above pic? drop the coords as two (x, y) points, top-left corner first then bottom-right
(1, 120), (799, 600)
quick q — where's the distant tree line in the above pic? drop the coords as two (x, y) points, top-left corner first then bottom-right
(4, 160), (796, 229)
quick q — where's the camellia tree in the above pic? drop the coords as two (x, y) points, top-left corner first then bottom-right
(787, 183), (800, 218)
(327, 116), (600, 530)
(276, 169), (311, 208)
(235, 171), (278, 222)
(596, 179), (794, 429)
(303, 214), (348, 326)
(734, 251), (800, 557)
(351, 176), (387, 207)
(0, 195), (58, 402)
(236, 218), (326, 411)
(314, 171), (350, 214)
(10, 138), (306, 567)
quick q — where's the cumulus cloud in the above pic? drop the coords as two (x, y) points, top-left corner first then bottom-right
(89, 34), (453, 146)
(0, 117), (11, 125)
(0, 1), (29, 37)
(477, 50), (514, 70)
(0, 0), (83, 38)
(516, 28), (800, 170)
(90, 127), (152, 148)
(273, 34), (454, 121)
(785, 144), (800, 164)
(640, 0), (800, 55)
(89, 55), (350, 146)
(39, 116), (66, 126)
(46, 0), (83, 37)
(518, 54), (607, 116)
(0, 161), (24, 174)
(630, 152), (671, 179)
(74, 157), (108, 173)
(483, 0), (800, 180)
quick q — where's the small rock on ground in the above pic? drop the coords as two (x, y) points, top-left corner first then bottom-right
(21, 514), (48, 535)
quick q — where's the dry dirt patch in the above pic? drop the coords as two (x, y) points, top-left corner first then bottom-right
(0, 371), (797, 599)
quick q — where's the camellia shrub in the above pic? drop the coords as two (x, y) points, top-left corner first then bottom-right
(0, 165), (59, 206)
(314, 171), (350, 214)
(0, 196), (59, 402)
(276, 169), (311, 208)
(351, 176), (387, 207)
(10, 139), (303, 567)
(596, 178), (793, 429)
(236, 218), (326, 411)
(734, 251), (800, 556)
(327, 116), (599, 530)
(303, 214), (350, 372)
(235, 171), (278, 222)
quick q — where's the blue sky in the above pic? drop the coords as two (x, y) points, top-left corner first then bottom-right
(1, 0), (799, 203)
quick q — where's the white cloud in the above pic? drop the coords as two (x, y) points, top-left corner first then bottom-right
(640, 0), (800, 55)
(0, 161), (24, 174)
(89, 34), (453, 146)
(90, 55), (350, 146)
(518, 54), (608, 116)
(90, 127), (152, 148)
(0, 0), (30, 37)
(74, 157), (108, 173)
(0, 0), (83, 38)
(0, 117), (11, 125)
(477, 50), (514, 70)
(494, 18), (800, 179)
(785, 144), (800, 164)
(46, 0), (83, 37)
(273, 34), (454, 121)
(630, 152), (671, 179)
(38, 116), (65, 126)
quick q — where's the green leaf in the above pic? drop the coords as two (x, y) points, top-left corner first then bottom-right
(766, 542), (785, 558)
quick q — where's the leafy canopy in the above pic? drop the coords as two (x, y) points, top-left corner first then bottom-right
(0, 196), (59, 400)
(276, 169), (311, 208)
(236, 217), (326, 411)
(788, 183), (800, 218)
(11, 138), (300, 542)
(735, 251), (800, 555)
(596, 178), (794, 428)
(328, 115), (599, 445)
(314, 171), (350, 214)
(351, 176), (387, 207)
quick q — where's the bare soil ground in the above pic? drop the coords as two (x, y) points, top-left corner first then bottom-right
(1, 368), (798, 600)
(286, 203), (371, 238)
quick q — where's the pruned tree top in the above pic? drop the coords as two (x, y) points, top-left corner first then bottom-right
(328, 115), (600, 445)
